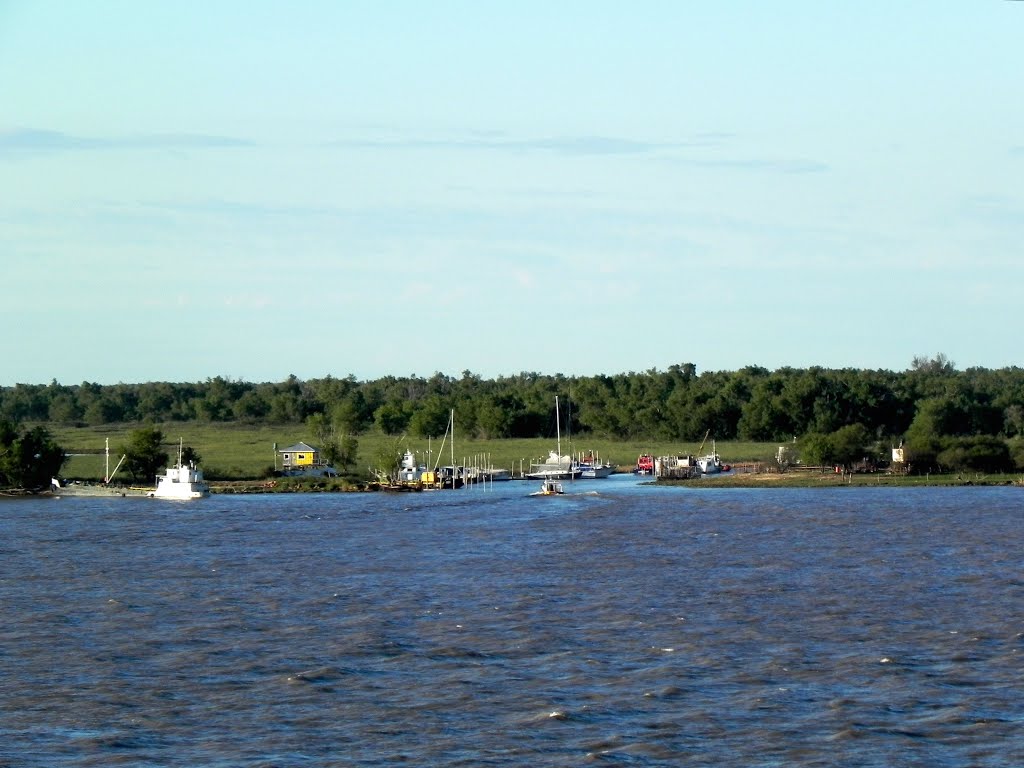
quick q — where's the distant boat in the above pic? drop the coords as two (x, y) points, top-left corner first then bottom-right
(397, 450), (426, 483)
(634, 454), (654, 475)
(147, 439), (210, 500)
(432, 410), (465, 489)
(51, 437), (147, 497)
(575, 450), (614, 479)
(695, 431), (723, 475)
(697, 452), (723, 474)
(467, 466), (512, 483)
(51, 477), (147, 498)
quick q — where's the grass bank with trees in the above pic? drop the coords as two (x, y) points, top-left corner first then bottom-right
(6, 354), (1024, 490)
(46, 421), (778, 483)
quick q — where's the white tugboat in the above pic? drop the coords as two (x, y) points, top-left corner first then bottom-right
(148, 439), (210, 500)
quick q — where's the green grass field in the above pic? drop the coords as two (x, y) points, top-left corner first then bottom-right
(42, 422), (1023, 489)
(45, 422), (780, 481)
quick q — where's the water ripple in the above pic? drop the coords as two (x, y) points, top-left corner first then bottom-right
(2, 481), (1023, 765)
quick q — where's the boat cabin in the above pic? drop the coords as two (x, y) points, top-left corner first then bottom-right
(634, 454), (655, 475)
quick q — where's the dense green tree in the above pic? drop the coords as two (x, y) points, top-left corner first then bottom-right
(233, 390), (270, 421)
(0, 422), (65, 489)
(374, 401), (411, 435)
(475, 392), (527, 439)
(267, 390), (304, 424)
(0, 420), (18, 448)
(333, 434), (359, 471)
(327, 395), (365, 434)
(903, 398), (950, 472)
(83, 397), (124, 426)
(738, 377), (787, 441)
(370, 436), (405, 482)
(937, 436), (1013, 474)
(0, 384), (49, 422)
(136, 382), (178, 422)
(830, 424), (872, 469)
(6, 357), (1024, 470)
(572, 375), (624, 437)
(119, 426), (169, 482)
(306, 412), (358, 471)
(48, 392), (82, 424)
(1005, 405), (1024, 438)
(1010, 439), (1024, 471)
(799, 432), (835, 468)
(409, 396), (452, 439)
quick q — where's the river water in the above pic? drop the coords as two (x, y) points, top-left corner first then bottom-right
(2, 476), (1023, 766)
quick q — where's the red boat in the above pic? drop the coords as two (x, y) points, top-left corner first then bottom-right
(634, 454), (654, 475)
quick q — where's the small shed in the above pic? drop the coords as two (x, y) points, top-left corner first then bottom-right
(279, 442), (320, 470)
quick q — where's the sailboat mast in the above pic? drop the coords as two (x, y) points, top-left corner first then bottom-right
(555, 396), (561, 459)
(567, 389), (573, 483)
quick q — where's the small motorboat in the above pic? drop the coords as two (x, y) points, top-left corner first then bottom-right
(531, 479), (564, 496)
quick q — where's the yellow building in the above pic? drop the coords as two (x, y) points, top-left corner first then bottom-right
(279, 442), (320, 470)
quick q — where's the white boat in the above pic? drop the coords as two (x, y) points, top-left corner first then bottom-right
(574, 451), (614, 479)
(526, 396), (581, 480)
(148, 440), (210, 500)
(397, 450), (425, 483)
(526, 450), (581, 480)
(695, 432), (723, 475)
(697, 453), (722, 474)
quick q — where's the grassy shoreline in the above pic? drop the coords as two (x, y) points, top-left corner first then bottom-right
(36, 421), (1024, 490)
(658, 471), (1024, 489)
(45, 421), (776, 482)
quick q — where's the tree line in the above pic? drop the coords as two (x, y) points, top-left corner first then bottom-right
(4, 355), (1024, 474)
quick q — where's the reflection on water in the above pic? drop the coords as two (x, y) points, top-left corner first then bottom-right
(2, 478), (1023, 766)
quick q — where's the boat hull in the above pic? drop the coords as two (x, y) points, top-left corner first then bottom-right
(148, 487), (210, 500)
(525, 467), (581, 480)
(577, 464), (614, 479)
(51, 481), (148, 498)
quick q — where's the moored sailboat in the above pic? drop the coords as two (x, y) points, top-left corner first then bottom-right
(526, 396), (581, 480)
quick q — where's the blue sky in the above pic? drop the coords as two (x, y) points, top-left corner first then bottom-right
(2, 1), (1022, 385)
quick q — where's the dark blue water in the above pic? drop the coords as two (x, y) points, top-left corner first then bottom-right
(2, 476), (1023, 766)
